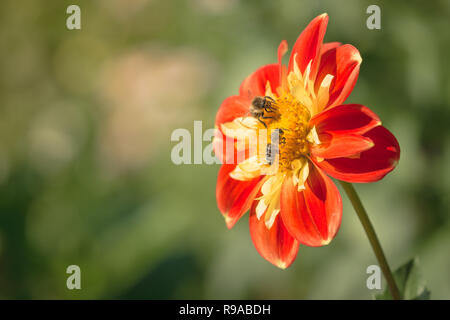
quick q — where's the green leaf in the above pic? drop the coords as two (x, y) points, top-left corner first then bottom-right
(375, 257), (430, 300)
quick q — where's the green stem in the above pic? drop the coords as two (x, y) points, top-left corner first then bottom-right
(339, 181), (401, 300)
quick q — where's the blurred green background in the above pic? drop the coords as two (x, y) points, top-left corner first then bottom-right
(0, 0), (449, 299)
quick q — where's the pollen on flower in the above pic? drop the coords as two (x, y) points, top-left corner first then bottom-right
(265, 92), (312, 171)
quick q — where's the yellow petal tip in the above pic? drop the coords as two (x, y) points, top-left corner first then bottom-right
(224, 214), (234, 229)
(276, 261), (288, 269)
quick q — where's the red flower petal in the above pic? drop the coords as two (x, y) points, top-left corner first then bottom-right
(215, 95), (250, 128)
(278, 40), (289, 92)
(278, 40), (288, 68)
(280, 163), (342, 247)
(310, 104), (381, 135)
(288, 14), (329, 81)
(320, 42), (341, 56)
(315, 126), (400, 183)
(315, 44), (362, 109)
(216, 164), (263, 229)
(212, 129), (246, 164)
(239, 64), (281, 101)
(249, 202), (299, 269)
(311, 131), (374, 159)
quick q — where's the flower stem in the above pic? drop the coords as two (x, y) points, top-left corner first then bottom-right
(339, 181), (401, 300)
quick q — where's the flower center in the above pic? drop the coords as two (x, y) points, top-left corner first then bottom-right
(267, 93), (311, 171)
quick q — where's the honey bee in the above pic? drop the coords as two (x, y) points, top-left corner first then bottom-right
(250, 96), (277, 128)
(266, 128), (286, 165)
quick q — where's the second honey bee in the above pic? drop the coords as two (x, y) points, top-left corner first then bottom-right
(265, 128), (286, 165)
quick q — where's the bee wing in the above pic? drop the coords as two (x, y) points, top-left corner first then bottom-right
(244, 88), (258, 102)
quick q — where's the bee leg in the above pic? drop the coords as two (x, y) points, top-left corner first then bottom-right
(256, 117), (267, 128)
(264, 106), (276, 113)
(264, 96), (275, 102)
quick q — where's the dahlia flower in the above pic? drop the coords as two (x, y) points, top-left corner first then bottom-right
(214, 14), (400, 268)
